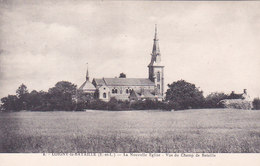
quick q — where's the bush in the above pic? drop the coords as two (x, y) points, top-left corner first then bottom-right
(107, 97), (121, 111)
(74, 101), (86, 111)
(253, 98), (260, 110)
(0, 95), (20, 112)
(130, 100), (171, 111)
(81, 98), (171, 111)
(86, 99), (108, 110)
(205, 92), (229, 108)
(220, 99), (252, 110)
(84, 97), (128, 111)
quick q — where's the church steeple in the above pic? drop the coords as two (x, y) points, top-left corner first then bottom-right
(148, 25), (164, 97)
(150, 24), (161, 66)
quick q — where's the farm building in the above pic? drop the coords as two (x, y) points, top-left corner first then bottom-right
(219, 89), (253, 109)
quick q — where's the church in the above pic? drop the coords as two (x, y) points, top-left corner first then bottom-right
(79, 25), (165, 102)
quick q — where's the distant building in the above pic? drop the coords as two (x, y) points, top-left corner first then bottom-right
(219, 89), (252, 109)
(79, 25), (165, 102)
(228, 89), (250, 100)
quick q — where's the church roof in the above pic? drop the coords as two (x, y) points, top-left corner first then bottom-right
(79, 80), (96, 91)
(129, 89), (156, 100)
(140, 89), (156, 98)
(93, 78), (106, 86)
(93, 78), (155, 86)
(78, 64), (96, 92)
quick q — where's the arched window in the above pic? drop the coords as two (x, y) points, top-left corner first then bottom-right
(157, 72), (160, 82)
(126, 88), (132, 94)
(157, 84), (160, 91)
(103, 93), (106, 98)
(112, 88), (118, 94)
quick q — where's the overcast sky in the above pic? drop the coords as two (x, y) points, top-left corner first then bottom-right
(0, 0), (260, 99)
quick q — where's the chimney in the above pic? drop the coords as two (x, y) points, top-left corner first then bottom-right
(244, 89), (247, 94)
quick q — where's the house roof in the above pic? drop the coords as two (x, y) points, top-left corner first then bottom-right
(93, 78), (155, 86)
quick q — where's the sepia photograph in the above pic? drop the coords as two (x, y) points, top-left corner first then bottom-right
(0, 0), (260, 156)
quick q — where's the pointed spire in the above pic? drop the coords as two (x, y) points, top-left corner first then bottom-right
(153, 24), (160, 53)
(148, 24), (163, 67)
(154, 24), (158, 40)
(151, 24), (160, 63)
(86, 63), (89, 81)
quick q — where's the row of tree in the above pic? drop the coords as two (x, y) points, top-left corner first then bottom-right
(1, 80), (260, 111)
(1, 81), (77, 111)
(165, 80), (254, 110)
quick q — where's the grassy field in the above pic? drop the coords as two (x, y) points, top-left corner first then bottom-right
(0, 109), (260, 153)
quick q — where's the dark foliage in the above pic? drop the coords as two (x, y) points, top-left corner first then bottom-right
(0, 80), (253, 112)
(74, 101), (87, 111)
(119, 73), (126, 78)
(130, 100), (172, 110)
(86, 99), (108, 110)
(1, 81), (77, 112)
(47, 81), (77, 111)
(16, 84), (28, 98)
(253, 98), (260, 110)
(80, 98), (171, 111)
(15, 84), (30, 110)
(205, 92), (229, 108)
(165, 80), (205, 110)
(26, 90), (49, 111)
(0, 95), (19, 111)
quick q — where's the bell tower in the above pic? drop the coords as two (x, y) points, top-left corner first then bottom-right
(148, 25), (164, 96)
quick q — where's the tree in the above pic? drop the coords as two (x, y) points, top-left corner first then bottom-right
(0, 95), (19, 111)
(165, 80), (205, 110)
(119, 73), (126, 78)
(205, 92), (229, 108)
(27, 90), (48, 111)
(252, 98), (260, 110)
(16, 84), (29, 110)
(16, 84), (29, 98)
(76, 90), (94, 103)
(48, 81), (77, 111)
(75, 89), (96, 111)
(27, 90), (41, 109)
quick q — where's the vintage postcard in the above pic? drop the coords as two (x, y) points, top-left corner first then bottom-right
(0, 0), (260, 165)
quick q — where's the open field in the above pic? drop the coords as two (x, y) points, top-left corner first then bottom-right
(0, 109), (260, 153)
